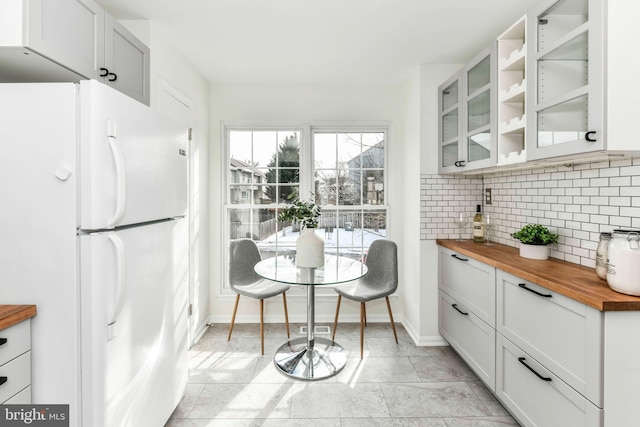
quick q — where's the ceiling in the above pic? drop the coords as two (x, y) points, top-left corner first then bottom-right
(98, 0), (541, 85)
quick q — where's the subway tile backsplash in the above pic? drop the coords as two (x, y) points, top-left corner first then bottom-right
(420, 157), (640, 268)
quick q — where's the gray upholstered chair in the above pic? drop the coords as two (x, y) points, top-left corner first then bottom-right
(332, 239), (399, 358)
(228, 238), (291, 355)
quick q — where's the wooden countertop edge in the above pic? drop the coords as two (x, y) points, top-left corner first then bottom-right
(0, 305), (37, 331)
(436, 239), (640, 312)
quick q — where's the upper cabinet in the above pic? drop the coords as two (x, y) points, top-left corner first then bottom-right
(103, 13), (151, 105)
(437, 0), (640, 173)
(527, 0), (640, 162)
(0, 0), (150, 105)
(526, 0), (597, 160)
(438, 44), (497, 173)
(497, 16), (527, 166)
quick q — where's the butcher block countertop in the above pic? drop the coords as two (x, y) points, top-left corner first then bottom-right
(0, 305), (37, 331)
(437, 239), (640, 312)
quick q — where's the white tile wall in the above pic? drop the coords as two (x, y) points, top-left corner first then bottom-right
(421, 158), (640, 268)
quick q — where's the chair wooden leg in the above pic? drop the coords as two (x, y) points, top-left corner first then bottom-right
(360, 302), (365, 359)
(228, 294), (240, 341)
(386, 296), (398, 344)
(282, 292), (290, 338)
(363, 302), (367, 327)
(332, 295), (342, 341)
(260, 299), (265, 355)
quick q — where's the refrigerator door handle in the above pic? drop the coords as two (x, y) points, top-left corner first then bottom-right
(107, 134), (126, 228)
(107, 233), (126, 341)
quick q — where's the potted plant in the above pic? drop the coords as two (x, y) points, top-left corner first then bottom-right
(278, 195), (324, 267)
(512, 224), (559, 260)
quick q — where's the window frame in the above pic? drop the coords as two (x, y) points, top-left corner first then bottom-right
(221, 121), (391, 295)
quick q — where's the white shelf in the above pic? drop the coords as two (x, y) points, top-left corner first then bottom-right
(497, 149), (526, 166)
(500, 115), (526, 135)
(500, 79), (526, 103)
(500, 44), (526, 71)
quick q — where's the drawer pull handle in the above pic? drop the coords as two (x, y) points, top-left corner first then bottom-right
(452, 303), (469, 316)
(0, 338), (6, 346)
(0, 377), (7, 386)
(451, 254), (468, 262)
(518, 283), (552, 298)
(518, 357), (552, 382)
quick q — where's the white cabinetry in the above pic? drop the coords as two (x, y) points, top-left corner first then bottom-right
(438, 44), (497, 173)
(0, 319), (32, 404)
(527, 0), (640, 161)
(0, 0), (150, 105)
(438, 247), (496, 390)
(497, 16), (527, 166)
(495, 271), (603, 426)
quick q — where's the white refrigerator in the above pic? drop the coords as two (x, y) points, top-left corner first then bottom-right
(0, 80), (189, 427)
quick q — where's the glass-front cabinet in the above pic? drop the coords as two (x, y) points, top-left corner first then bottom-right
(438, 73), (462, 172)
(438, 44), (497, 173)
(526, 0), (603, 160)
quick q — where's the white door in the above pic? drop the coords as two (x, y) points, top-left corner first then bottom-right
(79, 80), (188, 230)
(79, 218), (188, 427)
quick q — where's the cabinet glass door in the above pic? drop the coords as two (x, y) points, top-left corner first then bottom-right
(463, 46), (496, 168)
(528, 0), (600, 159)
(439, 75), (463, 172)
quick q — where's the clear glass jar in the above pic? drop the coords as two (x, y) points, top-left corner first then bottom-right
(595, 232), (612, 280)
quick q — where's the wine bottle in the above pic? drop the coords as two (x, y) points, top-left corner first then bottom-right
(473, 205), (484, 243)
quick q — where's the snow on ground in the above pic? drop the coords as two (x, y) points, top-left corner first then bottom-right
(259, 226), (387, 260)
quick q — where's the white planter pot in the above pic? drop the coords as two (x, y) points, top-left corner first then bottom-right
(296, 227), (325, 267)
(519, 243), (549, 260)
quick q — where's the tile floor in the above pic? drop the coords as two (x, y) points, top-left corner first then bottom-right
(166, 323), (520, 426)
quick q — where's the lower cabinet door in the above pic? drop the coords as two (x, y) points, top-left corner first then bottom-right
(3, 386), (31, 404)
(496, 335), (602, 427)
(439, 290), (495, 390)
(0, 352), (31, 403)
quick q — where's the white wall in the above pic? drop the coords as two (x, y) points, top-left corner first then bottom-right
(120, 20), (211, 342)
(208, 82), (411, 325)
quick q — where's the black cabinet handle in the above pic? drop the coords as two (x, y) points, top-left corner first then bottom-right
(0, 377), (7, 386)
(0, 338), (6, 346)
(518, 357), (552, 382)
(585, 131), (596, 142)
(518, 283), (552, 298)
(99, 67), (109, 77)
(451, 254), (468, 262)
(108, 72), (117, 82)
(452, 303), (469, 316)
(454, 160), (466, 167)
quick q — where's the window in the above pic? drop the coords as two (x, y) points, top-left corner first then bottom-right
(224, 124), (389, 289)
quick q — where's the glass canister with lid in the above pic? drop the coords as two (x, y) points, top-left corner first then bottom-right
(606, 229), (640, 295)
(595, 232), (612, 280)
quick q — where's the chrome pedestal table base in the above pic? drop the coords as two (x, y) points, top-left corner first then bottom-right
(274, 271), (346, 380)
(254, 255), (367, 381)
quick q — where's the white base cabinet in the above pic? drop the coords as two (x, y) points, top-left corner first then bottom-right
(0, 319), (32, 404)
(439, 290), (496, 390)
(496, 335), (603, 427)
(497, 270), (603, 406)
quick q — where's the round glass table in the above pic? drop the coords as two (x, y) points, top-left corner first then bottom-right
(254, 254), (367, 380)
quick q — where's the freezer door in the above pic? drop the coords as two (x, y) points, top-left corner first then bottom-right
(79, 219), (188, 427)
(79, 80), (188, 230)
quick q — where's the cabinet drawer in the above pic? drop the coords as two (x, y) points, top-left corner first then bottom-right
(496, 336), (602, 427)
(3, 385), (30, 404)
(0, 351), (31, 403)
(497, 270), (602, 406)
(0, 320), (31, 365)
(439, 290), (495, 390)
(439, 247), (496, 326)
